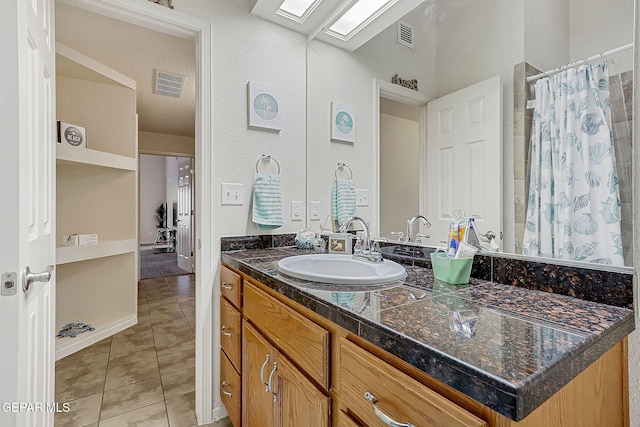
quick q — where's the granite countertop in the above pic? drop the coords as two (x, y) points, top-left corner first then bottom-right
(221, 247), (634, 422)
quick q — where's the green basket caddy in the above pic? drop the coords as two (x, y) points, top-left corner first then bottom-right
(430, 249), (473, 285)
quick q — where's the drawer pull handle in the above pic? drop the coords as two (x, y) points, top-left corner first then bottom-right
(221, 381), (233, 398)
(221, 325), (233, 337)
(221, 282), (234, 290)
(268, 361), (279, 402)
(364, 392), (416, 427)
(260, 354), (271, 391)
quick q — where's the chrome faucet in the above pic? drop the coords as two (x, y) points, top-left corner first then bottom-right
(339, 216), (383, 263)
(406, 215), (431, 243)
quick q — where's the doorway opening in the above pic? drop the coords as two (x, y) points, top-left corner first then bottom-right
(53, 0), (212, 423)
(374, 79), (429, 239)
(140, 154), (195, 279)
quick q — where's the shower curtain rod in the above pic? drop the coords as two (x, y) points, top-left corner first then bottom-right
(526, 42), (634, 83)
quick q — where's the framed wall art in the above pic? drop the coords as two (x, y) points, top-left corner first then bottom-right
(248, 81), (282, 132)
(330, 101), (356, 143)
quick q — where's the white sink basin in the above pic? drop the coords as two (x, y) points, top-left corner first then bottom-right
(277, 254), (407, 285)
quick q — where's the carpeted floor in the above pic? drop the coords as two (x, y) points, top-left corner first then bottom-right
(139, 245), (190, 279)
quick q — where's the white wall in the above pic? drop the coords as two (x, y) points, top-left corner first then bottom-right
(355, 2), (437, 99)
(177, 0), (307, 239)
(570, 0), (634, 72)
(380, 112), (420, 237)
(435, 0), (524, 97)
(524, 0), (570, 71)
(139, 154), (169, 244)
(306, 40), (377, 232)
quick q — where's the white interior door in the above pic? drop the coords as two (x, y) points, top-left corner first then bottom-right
(177, 160), (193, 273)
(426, 75), (502, 247)
(0, 0), (56, 425)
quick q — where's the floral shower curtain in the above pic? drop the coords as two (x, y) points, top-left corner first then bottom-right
(522, 63), (624, 266)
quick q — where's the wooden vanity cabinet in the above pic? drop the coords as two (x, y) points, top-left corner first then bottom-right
(221, 262), (629, 427)
(242, 281), (330, 427)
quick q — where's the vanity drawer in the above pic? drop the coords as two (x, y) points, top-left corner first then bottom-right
(220, 349), (241, 427)
(220, 296), (242, 373)
(339, 339), (487, 427)
(221, 265), (242, 309)
(243, 282), (330, 390)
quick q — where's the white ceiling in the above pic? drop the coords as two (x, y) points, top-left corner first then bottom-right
(55, 3), (196, 137)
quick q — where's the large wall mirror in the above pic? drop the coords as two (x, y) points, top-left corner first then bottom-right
(306, 0), (635, 268)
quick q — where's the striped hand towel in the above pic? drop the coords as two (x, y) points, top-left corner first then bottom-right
(331, 178), (358, 227)
(252, 173), (284, 230)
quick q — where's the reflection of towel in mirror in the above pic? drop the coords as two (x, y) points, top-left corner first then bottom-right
(252, 173), (284, 230)
(331, 178), (357, 227)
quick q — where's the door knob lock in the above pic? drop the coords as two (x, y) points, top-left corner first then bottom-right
(23, 265), (54, 292)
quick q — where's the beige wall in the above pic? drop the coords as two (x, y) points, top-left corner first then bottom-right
(138, 131), (195, 157)
(380, 112), (420, 238)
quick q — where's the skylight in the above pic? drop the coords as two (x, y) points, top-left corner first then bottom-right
(327, 0), (398, 39)
(277, 0), (323, 23)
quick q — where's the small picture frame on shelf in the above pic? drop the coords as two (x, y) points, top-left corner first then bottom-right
(57, 121), (87, 148)
(247, 81), (282, 132)
(330, 101), (356, 143)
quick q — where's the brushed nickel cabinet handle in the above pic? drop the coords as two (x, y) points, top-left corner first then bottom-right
(221, 282), (233, 290)
(221, 381), (233, 398)
(221, 325), (233, 337)
(364, 391), (416, 427)
(268, 361), (278, 402)
(260, 354), (271, 391)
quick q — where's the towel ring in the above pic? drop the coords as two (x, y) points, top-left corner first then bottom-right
(335, 162), (353, 180)
(256, 154), (280, 175)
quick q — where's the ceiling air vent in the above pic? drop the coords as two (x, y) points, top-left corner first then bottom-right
(155, 69), (185, 98)
(397, 20), (414, 49)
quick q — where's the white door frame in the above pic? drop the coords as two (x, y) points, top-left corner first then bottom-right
(373, 79), (431, 236)
(59, 0), (215, 422)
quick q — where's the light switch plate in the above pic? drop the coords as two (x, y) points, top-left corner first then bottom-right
(291, 201), (303, 221)
(221, 183), (244, 205)
(356, 189), (369, 206)
(309, 201), (321, 221)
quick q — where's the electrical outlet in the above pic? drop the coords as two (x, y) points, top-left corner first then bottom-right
(356, 189), (369, 206)
(309, 201), (321, 221)
(291, 201), (303, 221)
(221, 183), (244, 205)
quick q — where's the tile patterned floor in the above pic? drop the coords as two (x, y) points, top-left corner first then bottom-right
(55, 274), (232, 427)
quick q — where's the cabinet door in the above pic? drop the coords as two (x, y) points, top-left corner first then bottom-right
(273, 351), (330, 427)
(242, 321), (275, 427)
